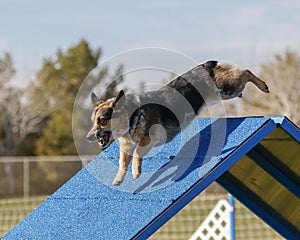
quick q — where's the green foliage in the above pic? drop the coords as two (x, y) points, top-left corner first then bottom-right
(37, 39), (100, 102)
(36, 109), (76, 155)
(35, 39), (101, 156)
(35, 39), (126, 156)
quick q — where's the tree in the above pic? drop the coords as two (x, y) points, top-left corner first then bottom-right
(241, 50), (300, 126)
(35, 39), (101, 155)
(35, 39), (126, 155)
(33, 39), (126, 188)
(0, 53), (46, 195)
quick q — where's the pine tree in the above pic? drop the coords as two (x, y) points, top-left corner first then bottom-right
(35, 39), (101, 155)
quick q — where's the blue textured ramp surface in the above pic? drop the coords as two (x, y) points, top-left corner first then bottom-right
(4, 117), (284, 240)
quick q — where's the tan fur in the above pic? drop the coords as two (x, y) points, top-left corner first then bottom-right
(243, 69), (269, 92)
(214, 63), (241, 84)
(213, 63), (269, 99)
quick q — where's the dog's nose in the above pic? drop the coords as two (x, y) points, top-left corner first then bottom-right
(86, 130), (97, 142)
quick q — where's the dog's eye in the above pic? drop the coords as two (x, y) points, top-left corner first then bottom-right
(97, 117), (107, 125)
(221, 90), (233, 96)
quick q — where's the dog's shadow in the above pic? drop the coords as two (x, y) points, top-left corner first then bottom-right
(133, 118), (245, 194)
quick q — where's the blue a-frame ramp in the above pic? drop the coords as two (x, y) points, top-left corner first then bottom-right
(3, 117), (300, 240)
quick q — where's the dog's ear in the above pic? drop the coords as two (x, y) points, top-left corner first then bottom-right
(202, 60), (218, 78)
(204, 60), (218, 70)
(243, 70), (269, 93)
(91, 92), (101, 106)
(112, 90), (125, 107)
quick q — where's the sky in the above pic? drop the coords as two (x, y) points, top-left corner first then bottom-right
(1, 0), (300, 86)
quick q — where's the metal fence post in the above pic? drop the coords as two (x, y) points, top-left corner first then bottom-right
(23, 159), (29, 198)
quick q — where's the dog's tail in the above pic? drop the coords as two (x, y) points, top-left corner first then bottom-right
(243, 69), (269, 93)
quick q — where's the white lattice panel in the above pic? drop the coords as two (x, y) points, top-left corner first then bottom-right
(189, 199), (232, 240)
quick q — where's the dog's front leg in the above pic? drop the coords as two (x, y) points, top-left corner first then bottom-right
(112, 150), (132, 185)
(132, 136), (154, 179)
(113, 138), (135, 186)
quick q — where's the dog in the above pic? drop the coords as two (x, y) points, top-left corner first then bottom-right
(87, 60), (269, 185)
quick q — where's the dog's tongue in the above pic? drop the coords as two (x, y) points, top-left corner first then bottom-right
(103, 133), (109, 142)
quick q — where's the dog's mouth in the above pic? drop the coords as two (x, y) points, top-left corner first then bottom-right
(97, 131), (112, 149)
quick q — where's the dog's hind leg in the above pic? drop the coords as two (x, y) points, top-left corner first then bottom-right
(243, 69), (269, 93)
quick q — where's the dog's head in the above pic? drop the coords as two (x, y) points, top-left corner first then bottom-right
(203, 61), (269, 100)
(86, 90), (125, 149)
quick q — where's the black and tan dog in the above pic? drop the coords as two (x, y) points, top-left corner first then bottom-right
(87, 61), (269, 185)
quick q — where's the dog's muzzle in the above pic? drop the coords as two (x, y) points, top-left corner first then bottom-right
(86, 129), (112, 149)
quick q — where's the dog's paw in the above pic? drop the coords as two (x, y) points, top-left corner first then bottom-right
(112, 178), (123, 186)
(112, 170), (126, 186)
(132, 171), (141, 180)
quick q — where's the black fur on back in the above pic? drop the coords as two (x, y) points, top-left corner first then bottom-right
(166, 76), (205, 114)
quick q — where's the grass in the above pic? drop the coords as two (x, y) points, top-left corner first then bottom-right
(0, 196), (46, 237)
